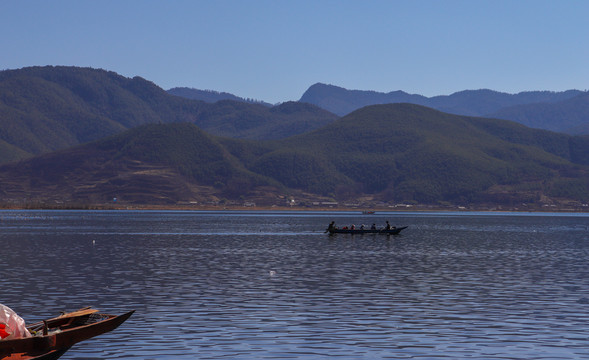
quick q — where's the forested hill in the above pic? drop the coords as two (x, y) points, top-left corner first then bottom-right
(488, 92), (589, 135)
(246, 103), (589, 204)
(0, 123), (280, 205)
(1, 104), (587, 208)
(0, 66), (338, 164)
(167, 87), (273, 107)
(300, 83), (589, 134)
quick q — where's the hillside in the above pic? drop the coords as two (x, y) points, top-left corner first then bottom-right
(488, 92), (589, 134)
(1, 104), (587, 209)
(300, 83), (588, 134)
(299, 83), (430, 116)
(0, 123), (282, 205)
(168, 87), (273, 107)
(0, 66), (338, 164)
(175, 100), (338, 140)
(244, 104), (589, 206)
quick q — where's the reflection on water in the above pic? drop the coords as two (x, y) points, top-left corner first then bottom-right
(2, 210), (589, 359)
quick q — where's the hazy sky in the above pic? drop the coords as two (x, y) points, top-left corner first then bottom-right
(2, 0), (588, 103)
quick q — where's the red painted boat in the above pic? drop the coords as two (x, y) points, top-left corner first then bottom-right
(0, 308), (133, 360)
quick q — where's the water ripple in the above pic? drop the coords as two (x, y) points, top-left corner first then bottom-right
(1, 210), (589, 359)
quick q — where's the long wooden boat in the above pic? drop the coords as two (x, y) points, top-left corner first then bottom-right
(0, 307), (134, 360)
(328, 226), (408, 235)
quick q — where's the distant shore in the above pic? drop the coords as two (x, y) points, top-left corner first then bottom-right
(0, 203), (587, 213)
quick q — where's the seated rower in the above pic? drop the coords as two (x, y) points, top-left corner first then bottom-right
(327, 221), (336, 231)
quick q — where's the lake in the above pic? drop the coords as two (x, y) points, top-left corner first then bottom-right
(1, 210), (589, 359)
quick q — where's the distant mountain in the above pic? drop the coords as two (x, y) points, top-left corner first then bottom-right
(2, 104), (587, 208)
(299, 83), (429, 116)
(429, 89), (584, 117)
(300, 83), (588, 134)
(488, 92), (589, 134)
(168, 87), (273, 107)
(177, 100), (337, 140)
(0, 66), (338, 164)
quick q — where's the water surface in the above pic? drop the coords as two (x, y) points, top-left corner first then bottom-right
(1, 210), (589, 359)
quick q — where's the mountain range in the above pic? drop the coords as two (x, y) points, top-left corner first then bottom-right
(167, 87), (273, 107)
(299, 83), (589, 135)
(0, 66), (336, 163)
(0, 66), (588, 209)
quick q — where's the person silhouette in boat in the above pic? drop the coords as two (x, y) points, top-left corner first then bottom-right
(385, 221), (396, 230)
(371, 223), (376, 230)
(327, 221), (336, 231)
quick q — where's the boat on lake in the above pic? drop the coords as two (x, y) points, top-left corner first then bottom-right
(327, 226), (408, 235)
(0, 307), (133, 360)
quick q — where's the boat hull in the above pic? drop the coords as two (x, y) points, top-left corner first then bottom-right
(328, 226), (407, 235)
(0, 309), (134, 360)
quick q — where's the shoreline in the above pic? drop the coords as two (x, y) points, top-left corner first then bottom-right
(0, 203), (588, 213)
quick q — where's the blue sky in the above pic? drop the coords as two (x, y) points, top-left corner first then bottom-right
(2, 0), (588, 103)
